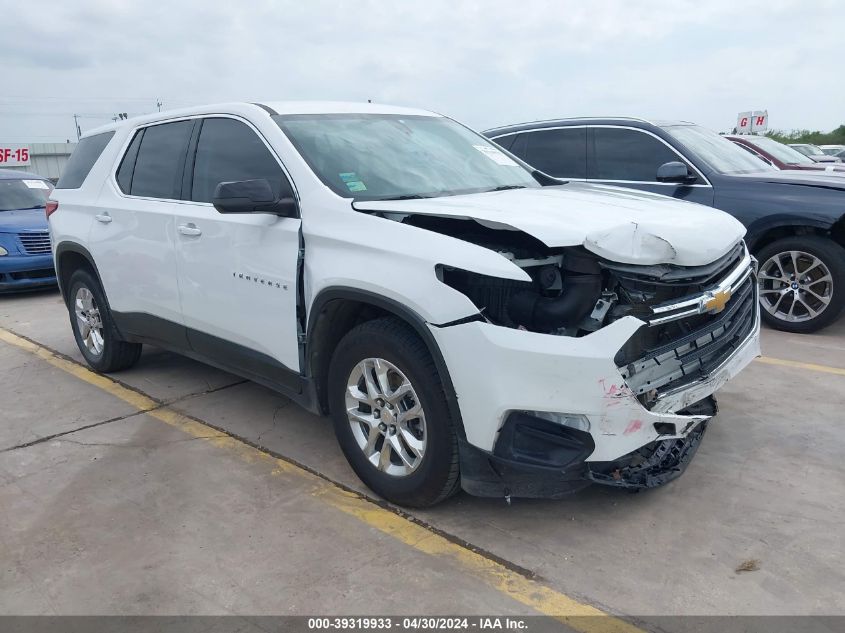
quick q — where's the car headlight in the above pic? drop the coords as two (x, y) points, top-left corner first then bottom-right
(0, 246), (8, 256)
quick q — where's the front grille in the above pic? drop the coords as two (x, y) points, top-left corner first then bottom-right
(604, 242), (745, 301)
(17, 231), (51, 255)
(618, 275), (757, 401)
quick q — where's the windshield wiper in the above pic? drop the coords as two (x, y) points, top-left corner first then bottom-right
(484, 185), (527, 192)
(377, 194), (432, 200)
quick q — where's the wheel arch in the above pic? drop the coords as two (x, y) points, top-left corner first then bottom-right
(54, 242), (104, 306)
(305, 286), (466, 440)
(745, 215), (841, 253)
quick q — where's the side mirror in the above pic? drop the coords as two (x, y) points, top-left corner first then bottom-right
(212, 179), (297, 217)
(656, 161), (696, 184)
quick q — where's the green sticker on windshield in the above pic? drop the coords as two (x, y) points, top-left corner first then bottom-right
(339, 172), (367, 191)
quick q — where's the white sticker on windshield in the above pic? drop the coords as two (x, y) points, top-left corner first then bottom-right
(473, 144), (519, 167)
(22, 179), (50, 189)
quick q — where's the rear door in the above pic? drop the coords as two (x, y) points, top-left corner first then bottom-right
(88, 120), (194, 329)
(586, 126), (714, 205)
(174, 116), (302, 380)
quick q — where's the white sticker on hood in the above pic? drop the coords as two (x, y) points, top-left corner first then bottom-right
(473, 144), (519, 167)
(22, 179), (50, 189)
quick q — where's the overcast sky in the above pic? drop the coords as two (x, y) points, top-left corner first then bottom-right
(1, 0), (843, 143)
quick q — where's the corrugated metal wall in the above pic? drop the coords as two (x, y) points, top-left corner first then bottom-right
(1, 143), (76, 182)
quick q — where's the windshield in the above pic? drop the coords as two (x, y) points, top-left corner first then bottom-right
(793, 144), (825, 157)
(0, 179), (52, 212)
(273, 113), (539, 200)
(664, 125), (774, 174)
(745, 136), (815, 164)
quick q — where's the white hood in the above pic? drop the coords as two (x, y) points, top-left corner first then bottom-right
(355, 183), (746, 266)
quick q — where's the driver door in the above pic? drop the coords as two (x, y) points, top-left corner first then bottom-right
(586, 126), (714, 206)
(174, 116), (302, 383)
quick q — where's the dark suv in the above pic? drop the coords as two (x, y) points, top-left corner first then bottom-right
(485, 118), (845, 333)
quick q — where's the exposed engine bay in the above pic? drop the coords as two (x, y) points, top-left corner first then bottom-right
(403, 215), (744, 337)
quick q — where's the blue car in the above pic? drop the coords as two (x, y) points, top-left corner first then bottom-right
(0, 169), (57, 292)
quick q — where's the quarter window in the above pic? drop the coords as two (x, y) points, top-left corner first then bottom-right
(589, 128), (682, 182)
(116, 130), (143, 194)
(130, 120), (194, 199)
(190, 118), (289, 203)
(508, 128), (586, 178)
(56, 131), (115, 189)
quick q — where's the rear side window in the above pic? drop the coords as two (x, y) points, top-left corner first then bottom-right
(589, 128), (680, 181)
(116, 130), (144, 194)
(190, 118), (290, 203)
(130, 120), (194, 199)
(508, 128), (586, 178)
(56, 131), (115, 189)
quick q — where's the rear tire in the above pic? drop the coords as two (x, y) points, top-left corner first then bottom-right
(67, 269), (142, 372)
(756, 236), (845, 333)
(328, 317), (460, 507)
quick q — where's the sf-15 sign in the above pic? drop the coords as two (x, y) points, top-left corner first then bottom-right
(0, 144), (31, 166)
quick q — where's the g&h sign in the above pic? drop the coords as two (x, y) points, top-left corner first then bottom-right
(736, 111), (768, 134)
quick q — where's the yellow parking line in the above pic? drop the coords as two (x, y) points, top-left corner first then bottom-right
(0, 326), (644, 632)
(756, 355), (845, 376)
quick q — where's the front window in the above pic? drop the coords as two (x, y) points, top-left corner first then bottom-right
(0, 179), (52, 211)
(663, 125), (774, 175)
(589, 127), (685, 182)
(745, 136), (815, 164)
(273, 114), (538, 200)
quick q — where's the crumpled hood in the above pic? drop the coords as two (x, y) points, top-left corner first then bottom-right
(0, 208), (49, 233)
(355, 183), (746, 266)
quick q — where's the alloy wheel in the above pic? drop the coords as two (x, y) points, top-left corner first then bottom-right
(758, 250), (834, 323)
(345, 358), (427, 477)
(74, 286), (105, 356)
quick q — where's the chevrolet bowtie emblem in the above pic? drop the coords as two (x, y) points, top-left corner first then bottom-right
(702, 289), (731, 314)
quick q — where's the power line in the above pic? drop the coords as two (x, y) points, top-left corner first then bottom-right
(0, 111), (147, 117)
(0, 96), (181, 102)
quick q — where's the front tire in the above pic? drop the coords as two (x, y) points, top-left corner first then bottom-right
(756, 236), (845, 333)
(328, 317), (460, 507)
(67, 269), (142, 372)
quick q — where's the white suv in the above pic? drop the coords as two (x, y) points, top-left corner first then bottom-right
(48, 102), (760, 506)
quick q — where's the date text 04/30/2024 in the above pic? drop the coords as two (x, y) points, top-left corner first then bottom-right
(307, 617), (529, 630)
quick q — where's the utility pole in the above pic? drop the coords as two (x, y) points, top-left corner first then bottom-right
(156, 99), (162, 112)
(73, 114), (81, 141)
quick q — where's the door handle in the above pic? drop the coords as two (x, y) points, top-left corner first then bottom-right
(95, 213), (112, 224)
(177, 223), (202, 237)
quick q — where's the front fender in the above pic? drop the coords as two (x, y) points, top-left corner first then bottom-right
(302, 207), (530, 325)
(745, 214), (838, 250)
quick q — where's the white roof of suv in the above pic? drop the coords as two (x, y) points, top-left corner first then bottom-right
(82, 101), (439, 138)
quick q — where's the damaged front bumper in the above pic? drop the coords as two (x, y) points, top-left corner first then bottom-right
(587, 397), (715, 490)
(429, 274), (760, 499)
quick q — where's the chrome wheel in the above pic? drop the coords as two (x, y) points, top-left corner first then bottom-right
(74, 286), (105, 356)
(345, 358), (427, 477)
(758, 250), (833, 323)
